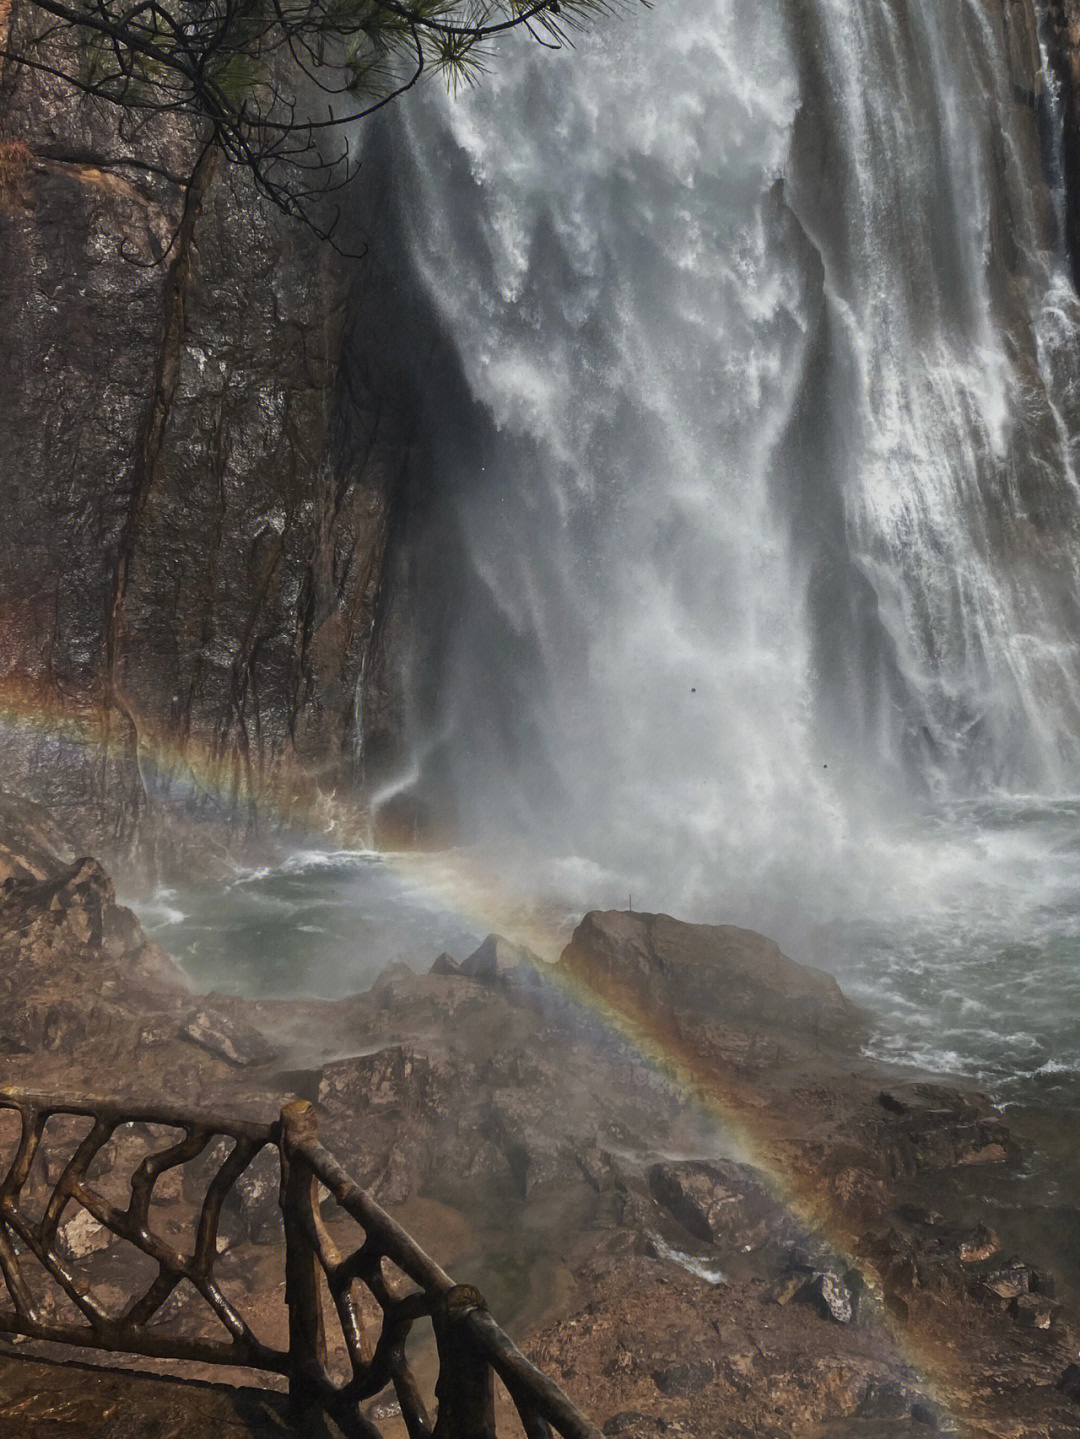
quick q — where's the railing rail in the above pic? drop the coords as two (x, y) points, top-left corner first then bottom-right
(0, 1088), (600, 1439)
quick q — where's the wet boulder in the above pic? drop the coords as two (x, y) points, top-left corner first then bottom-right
(978, 1262), (1034, 1306)
(647, 1159), (784, 1247)
(876, 1083), (1013, 1170)
(317, 1044), (463, 1124)
(1011, 1292), (1056, 1329)
(460, 933), (546, 988)
(559, 911), (861, 1047)
(807, 1270), (857, 1324)
(180, 1007), (276, 1067)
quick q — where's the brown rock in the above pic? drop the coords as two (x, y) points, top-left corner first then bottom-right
(876, 1084), (1013, 1169)
(958, 1223), (1002, 1264)
(0, 12), (412, 865)
(1012, 1292), (1057, 1329)
(647, 1159), (783, 1247)
(559, 910), (861, 1048)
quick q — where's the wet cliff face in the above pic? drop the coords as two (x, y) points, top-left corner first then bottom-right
(0, 0), (410, 870)
(1046, 0), (1080, 287)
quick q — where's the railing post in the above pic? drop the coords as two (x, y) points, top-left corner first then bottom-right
(279, 1100), (327, 1427)
(433, 1285), (496, 1439)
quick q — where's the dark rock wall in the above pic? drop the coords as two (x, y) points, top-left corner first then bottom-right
(1045, 0), (1080, 285)
(0, 0), (411, 869)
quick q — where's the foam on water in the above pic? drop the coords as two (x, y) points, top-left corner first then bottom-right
(135, 849), (486, 998)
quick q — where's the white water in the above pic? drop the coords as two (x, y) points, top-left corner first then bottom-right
(380, 0), (1080, 940)
(137, 0), (1080, 1106)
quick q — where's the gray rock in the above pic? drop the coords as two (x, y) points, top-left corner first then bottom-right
(180, 1008), (276, 1067)
(58, 1207), (117, 1260)
(430, 952), (461, 976)
(230, 1144), (283, 1245)
(808, 1271), (855, 1324)
(460, 933), (543, 985)
(317, 1045), (446, 1118)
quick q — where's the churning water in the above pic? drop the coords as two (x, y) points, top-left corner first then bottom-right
(376, 0), (1080, 1094)
(388, 0), (1080, 908)
(142, 0), (1080, 1102)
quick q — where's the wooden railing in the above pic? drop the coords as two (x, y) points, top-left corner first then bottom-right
(0, 1089), (600, 1439)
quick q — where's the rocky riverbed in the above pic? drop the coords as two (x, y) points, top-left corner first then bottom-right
(0, 788), (1078, 1438)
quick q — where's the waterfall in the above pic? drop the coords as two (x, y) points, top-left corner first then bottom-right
(374, 0), (1080, 933)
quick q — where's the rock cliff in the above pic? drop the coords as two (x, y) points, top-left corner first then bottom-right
(0, 2), (414, 870)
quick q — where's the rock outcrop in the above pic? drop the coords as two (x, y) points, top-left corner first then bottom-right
(559, 909), (863, 1060)
(0, 10), (412, 869)
(1046, 1), (1080, 285)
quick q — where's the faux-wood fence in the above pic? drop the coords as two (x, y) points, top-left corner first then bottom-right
(0, 1088), (599, 1439)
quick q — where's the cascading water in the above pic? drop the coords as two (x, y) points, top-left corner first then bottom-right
(342, 0), (1080, 1092)
(382, 0), (1080, 926)
(139, 0), (1080, 1096)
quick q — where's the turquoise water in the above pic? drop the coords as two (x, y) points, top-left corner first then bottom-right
(132, 849), (485, 999)
(132, 798), (1080, 1113)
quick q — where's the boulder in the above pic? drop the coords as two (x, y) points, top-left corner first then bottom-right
(1011, 1292), (1056, 1329)
(559, 911), (860, 1046)
(979, 1263), (1033, 1305)
(317, 1045), (455, 1120)
(179, 1008), (276, 1068)
(807, 1271), (856, 1324)
(59, 1207), (116, 1261)
(958, 1223), (1001, 1264)
(461, 933), (545, 988)
(876, 1084), (1013, 1169)
(647, 1160), (782, 1247)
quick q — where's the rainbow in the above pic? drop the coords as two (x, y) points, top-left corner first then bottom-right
(317, 843), (976, 1433)
(0, 683), (975, 1431)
